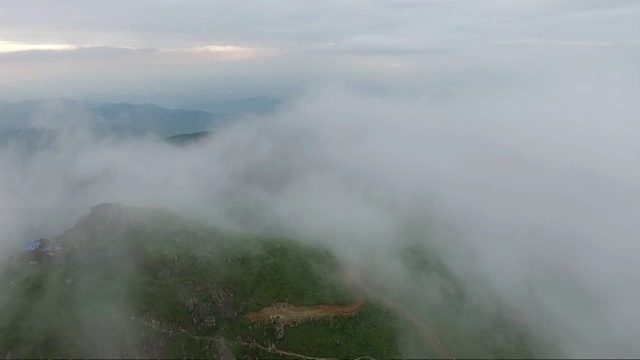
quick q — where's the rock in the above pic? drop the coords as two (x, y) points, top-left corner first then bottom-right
(203, 315), (216, 327)
(197, 303), (216, 328)
(214, 339), (235, 360)
(185, 298), (197, 312)
(274, 317), (285, 340)
(213, 289), (236, 319)
(186, 299), (216, 328)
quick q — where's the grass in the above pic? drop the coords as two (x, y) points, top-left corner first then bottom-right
(275, 303), (400, 358)
(0, 205), (550, 358)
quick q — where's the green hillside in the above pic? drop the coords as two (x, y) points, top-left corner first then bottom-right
(0, 203), (551, 359)
(0, 204), (399, 359)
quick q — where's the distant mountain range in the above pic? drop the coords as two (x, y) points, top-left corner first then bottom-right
(184, 96), (281, 115)
(0, 99), (224, 137)
(0, 127), (58, 155)
(0, 97), (278, 153)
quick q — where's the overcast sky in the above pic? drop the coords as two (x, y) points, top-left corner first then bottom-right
(0, 0), (638, 103)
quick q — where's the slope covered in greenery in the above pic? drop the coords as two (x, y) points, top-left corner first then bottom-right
(0, 203), (551, 359)
(0, 204), (399, 359)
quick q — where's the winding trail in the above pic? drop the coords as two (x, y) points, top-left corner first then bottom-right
(238, 338), (338, 360)
(343, 269), (456, 360)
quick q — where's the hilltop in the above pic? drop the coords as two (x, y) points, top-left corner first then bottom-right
(0, 204), (399, 359)
(0, 204), (549, 359)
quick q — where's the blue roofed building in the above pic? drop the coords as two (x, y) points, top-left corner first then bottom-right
(24, 238), (59, 262)
(25, 240), (42, 251)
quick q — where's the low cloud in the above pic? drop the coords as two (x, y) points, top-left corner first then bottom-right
(1, 45), (638, 357)
(0, 41), (78, 53)
(0, 1), (638, 357)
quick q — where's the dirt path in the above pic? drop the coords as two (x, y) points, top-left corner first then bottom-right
(238, 338), (378, 360)
(238, 338), (338, 360)
(344, 269), (456, 360)
(245, 295), (365, 325)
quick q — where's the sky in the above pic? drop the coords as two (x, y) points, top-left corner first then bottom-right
(0, 0), (638, 103)
(0, 1), (639, 358)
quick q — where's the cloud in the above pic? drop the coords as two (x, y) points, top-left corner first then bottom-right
(1, 0), (636, 50)
(163, 44), (282, 61)
(0, 46), (154, 62)
(0, 0), (636, 101)
(318, 34), (453, 56)
(489, 39), (615, 48)
(0, 41), (78, 53)
(0, 42), (639, 357)
(0, 1), (637, 358)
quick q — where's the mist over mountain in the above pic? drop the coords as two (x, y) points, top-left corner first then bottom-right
(184, 96), (281, 116)
(0, 99), (228, 138)
(1, 1), (639, 359)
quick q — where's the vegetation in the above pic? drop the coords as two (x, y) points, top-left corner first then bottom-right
(0, 205), (398, 358)
(0, 204), (552, 358)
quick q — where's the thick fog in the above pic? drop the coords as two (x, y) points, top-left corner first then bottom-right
(0, 42), (638, 357)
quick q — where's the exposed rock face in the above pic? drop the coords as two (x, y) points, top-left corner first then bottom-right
(273, 317), (285, 340)
(198, 303), (216, 328)
(214, 338), (235, 360)
(214, 289), (236, 319)
(185, 298), (197, 312)
(185, 298), (216, 328)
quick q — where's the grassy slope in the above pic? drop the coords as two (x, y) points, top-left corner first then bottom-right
(0, 205), (552, 358)
(0, 206), (399, 359)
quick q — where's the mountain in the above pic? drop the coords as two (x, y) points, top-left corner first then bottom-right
(0, 204), (548, 359)
(0, 128), (57, 154)
(89, 103), (223, 138)
(0, 99), (94, 132)
(0, 99), (226, 139)
(162, 131), (213, 146)
(0, 204), (399, 359)
(184, 96), (281, 116)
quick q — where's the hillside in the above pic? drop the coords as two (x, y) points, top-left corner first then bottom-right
(0, 204), (399, 359)
(0, 204), (549, 359)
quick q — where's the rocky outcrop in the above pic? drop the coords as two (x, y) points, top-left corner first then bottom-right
(185, 298), (216, 329)
(185, 298), (197, 312)
(213, 338), (235, 360)
(213, 289), (236, 319)
(199, 303), (217, 328)
(273, 317), (285, 340)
